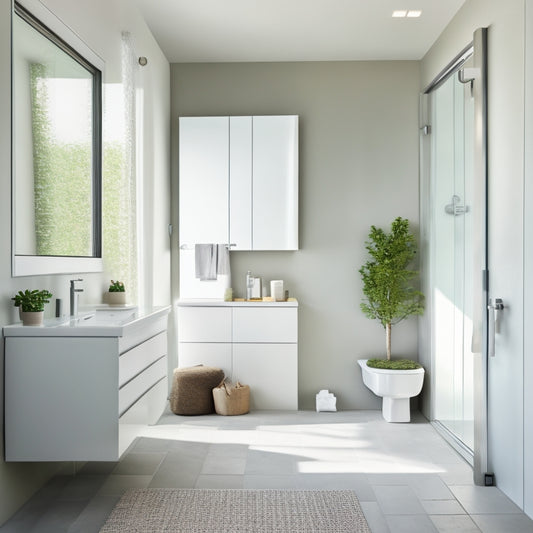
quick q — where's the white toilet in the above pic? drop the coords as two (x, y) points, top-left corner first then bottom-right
(358, 359), (425, 422)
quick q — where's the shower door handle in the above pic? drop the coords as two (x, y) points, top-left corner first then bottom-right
(445, 195), (469, 216)
(487, 298), (504, 357)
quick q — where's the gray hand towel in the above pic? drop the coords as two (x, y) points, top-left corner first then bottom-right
(195, 244), (217, 281)
(216, 244), (231, 276)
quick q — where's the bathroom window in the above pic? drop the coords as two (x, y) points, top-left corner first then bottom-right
(12, 1), (102, 275)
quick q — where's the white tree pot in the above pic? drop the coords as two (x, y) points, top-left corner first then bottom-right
(357, 359), (424, 423)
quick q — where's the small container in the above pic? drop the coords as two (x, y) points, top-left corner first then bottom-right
(316, 390), (337, 412)
(246, 271), (253, 300)
(251, 277), (261, 299)
(224, 288), (233, 301)
(270, 280), (284, 301)
(55, 298), (63, 318)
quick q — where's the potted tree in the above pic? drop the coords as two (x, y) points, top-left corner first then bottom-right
(12, 289), (53, 326)
(357, 217), (425, 422)
(107, 280), (126, 306)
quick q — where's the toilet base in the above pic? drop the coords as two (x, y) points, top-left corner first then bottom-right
(382, 396), (411, 423)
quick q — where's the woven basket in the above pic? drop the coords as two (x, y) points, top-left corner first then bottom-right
(213, 380), (250, 416)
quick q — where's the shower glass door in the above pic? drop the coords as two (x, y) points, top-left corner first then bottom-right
(430, 71), (475, 453)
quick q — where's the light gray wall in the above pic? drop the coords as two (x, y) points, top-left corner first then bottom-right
(170, 61), (421, 410)
(421, 0), (528, 513)
(0, 0), (170, 524)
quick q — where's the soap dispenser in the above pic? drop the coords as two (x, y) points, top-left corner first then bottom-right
(246, 271), (253, 300)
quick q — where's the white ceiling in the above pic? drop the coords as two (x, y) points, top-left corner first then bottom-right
(132, 0), (467, 63)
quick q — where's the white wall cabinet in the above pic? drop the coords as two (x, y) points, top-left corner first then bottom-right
(177, 301), (298, 410)
(252, 116), (299, 250)
(4, 308), (170, 462)
(179, 117), (229, 245)
(178, 115), (298, 251)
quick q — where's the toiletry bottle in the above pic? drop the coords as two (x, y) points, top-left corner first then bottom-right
(246, 271), (253, 300)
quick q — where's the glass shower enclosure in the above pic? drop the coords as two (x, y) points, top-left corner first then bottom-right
(421, 29), (488, 479)
(430, 69), (475, 454)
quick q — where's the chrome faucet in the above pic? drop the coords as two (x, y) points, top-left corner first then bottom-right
(70, 278), (83, 317)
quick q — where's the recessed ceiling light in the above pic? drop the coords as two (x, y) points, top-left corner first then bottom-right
(392, 9), (422, 18)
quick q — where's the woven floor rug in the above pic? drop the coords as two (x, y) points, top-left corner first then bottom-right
(99, 488), (371, 532)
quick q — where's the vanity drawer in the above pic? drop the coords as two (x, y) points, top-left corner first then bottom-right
(233, 307), (297, 343)
(119, 332), (167, 387)
(119, 356), (167, 416)
(178, 307), (232, 342)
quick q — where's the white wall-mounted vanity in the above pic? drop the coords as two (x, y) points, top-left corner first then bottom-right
(3, 306), (170, 462)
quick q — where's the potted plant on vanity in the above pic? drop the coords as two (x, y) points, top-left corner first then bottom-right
(107, 280), (126, 306)
(357, 217), (425, 422)
(12, 289), (53, 326)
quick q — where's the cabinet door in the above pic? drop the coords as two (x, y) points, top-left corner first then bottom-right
(233, 343), (297, 410)
(179, 117), (229, 244)
(233, 307), (297, 343)
(178, 342), (233, 379)
(252, 116), (298, 250)
(229, 116), (252, 250)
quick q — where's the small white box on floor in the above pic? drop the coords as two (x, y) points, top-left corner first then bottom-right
(316, 389), (337, 412)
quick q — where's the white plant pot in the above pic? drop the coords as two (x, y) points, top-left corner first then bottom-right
(20, 310), (44, 326)
(357, 359), (424, 423)
(107, 291), (127, 306)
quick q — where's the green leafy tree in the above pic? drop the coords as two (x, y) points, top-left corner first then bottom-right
(359, 217), (424, 360)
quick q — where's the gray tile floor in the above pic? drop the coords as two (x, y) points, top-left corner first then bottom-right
(1, 409), (532, 532)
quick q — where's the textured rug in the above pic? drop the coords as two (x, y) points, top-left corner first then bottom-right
(99, 488), (371, 532)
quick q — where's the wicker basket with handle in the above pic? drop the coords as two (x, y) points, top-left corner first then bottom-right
(212, 380), (250, 416)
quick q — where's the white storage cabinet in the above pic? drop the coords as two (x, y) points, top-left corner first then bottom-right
(177, 302), (298, 410)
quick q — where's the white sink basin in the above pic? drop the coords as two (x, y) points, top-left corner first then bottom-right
(3, 305), (171, 337)
(73, 309), (137, 327)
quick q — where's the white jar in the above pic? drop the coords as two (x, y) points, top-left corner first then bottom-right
(270, 280), (284, 301)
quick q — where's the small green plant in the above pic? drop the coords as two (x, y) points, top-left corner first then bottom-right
(12, 289), (53, 312)
(359, 217), (424, 361)
(366, 358), (422, 370)
(109, 280), (125, 292)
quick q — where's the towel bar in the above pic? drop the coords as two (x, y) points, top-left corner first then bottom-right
(179, 244), (236, 250)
